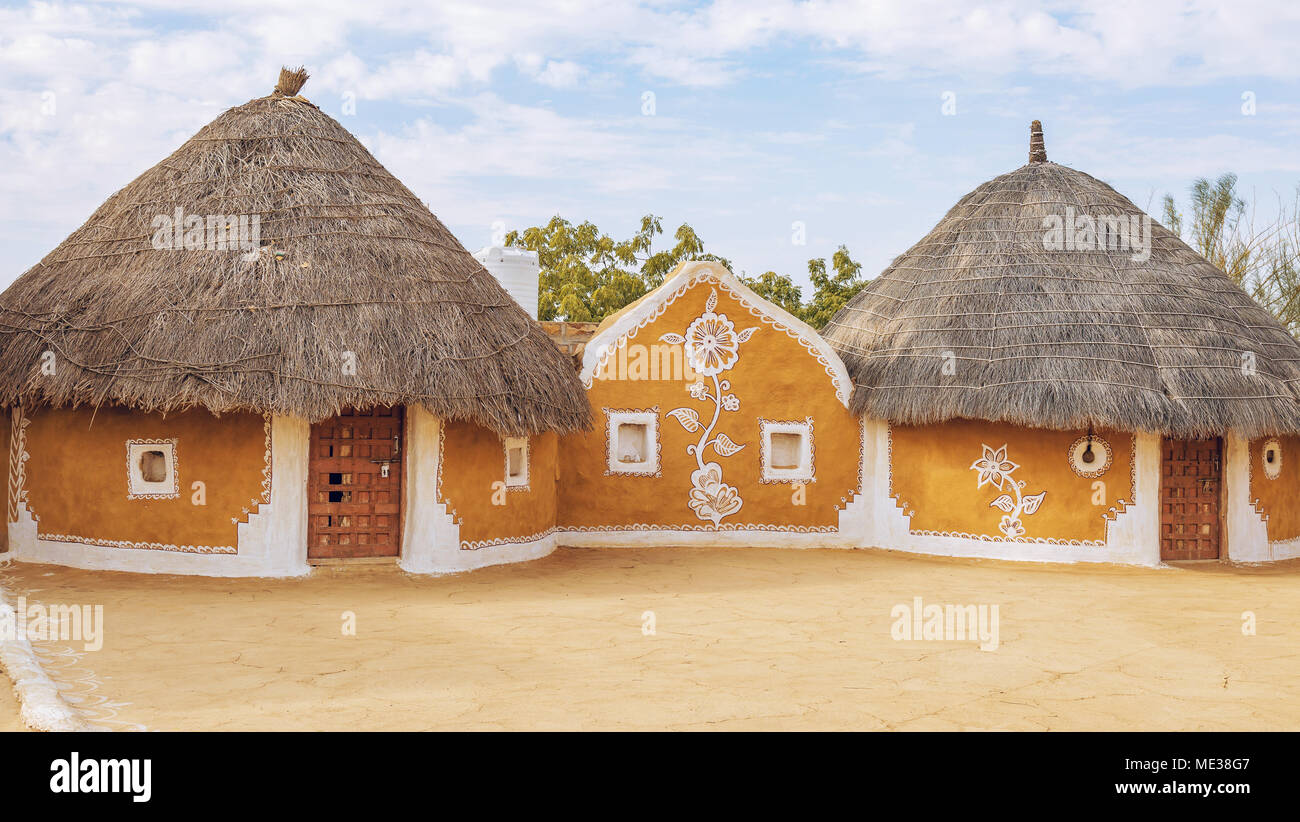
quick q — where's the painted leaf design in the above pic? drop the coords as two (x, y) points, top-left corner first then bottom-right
(712, 432), (746, 457)
(667, 407), (701, 432)
(659, 333), (686, 344)
(705, 288), (718, 313)
(1021, 492), (1046, 516)
(737, 326), (758, 343)
(989, 494), (1016, 513)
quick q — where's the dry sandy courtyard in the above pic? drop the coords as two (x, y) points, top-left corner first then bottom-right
(3, 547), (1300, 731)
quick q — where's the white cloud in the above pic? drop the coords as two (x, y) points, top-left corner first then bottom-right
(4, 0), (1300, 288)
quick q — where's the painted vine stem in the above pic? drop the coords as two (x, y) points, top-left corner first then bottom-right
(662, 288), (758, 525)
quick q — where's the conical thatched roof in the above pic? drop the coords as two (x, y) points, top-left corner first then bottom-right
(0, 68), (589, 436)
(822, 121), (1300, 438)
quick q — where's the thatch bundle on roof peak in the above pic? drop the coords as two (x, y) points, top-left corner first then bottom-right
(0, 67), (590, 436)
(1028, 119), (1047, 163)
(822, 121), (1300, 438)
(272, 65), (309, 98)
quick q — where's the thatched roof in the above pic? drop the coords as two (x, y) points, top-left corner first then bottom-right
(822, 121), (1300, 438)
(0, 68), (589, 436)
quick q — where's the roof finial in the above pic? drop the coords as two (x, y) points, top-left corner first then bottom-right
(1029, 119), (1047, 163)
(272, 66), (309, 97)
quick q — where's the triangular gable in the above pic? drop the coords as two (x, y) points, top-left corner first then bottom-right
(579, 261), (852, 408)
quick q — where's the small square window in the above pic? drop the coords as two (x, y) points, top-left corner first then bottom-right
(126, 439), (179, 499)
(770, 433), (803, 469)
(503, 436), (530, 489)
(616, 423), (648, 463)
(605, 409), (660, 475)
(1262, 438), (1282, 480)
(760, 419), (813, 483)
(139, 450), (167, 482)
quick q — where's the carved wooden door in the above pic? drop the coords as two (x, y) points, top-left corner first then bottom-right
(1160, 437), (1222, 560)
(308, 407), (404, 559)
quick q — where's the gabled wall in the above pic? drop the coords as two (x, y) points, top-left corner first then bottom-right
(556, 261), (866, 547)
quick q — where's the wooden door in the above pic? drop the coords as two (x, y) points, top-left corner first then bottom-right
(1159, 437), (1222, 561)
(308, 407), (404, 559)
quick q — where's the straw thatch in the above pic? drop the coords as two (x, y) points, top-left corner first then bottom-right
(822, 121), (1300, 438)
(0, 69), (590, 436)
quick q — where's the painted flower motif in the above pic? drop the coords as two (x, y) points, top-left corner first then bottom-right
(688, 462), (743, 525)
(684, 312), (740, 377)
(721, 393), (740, 412)
(998, 515), (1026, 538)
(688, 381), (709, 400)
(969, 444), (1018, 490)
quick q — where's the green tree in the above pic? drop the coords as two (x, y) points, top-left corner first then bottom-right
(740, 270), (804, 317)
(1160, 193), (1182, 237)
(1164, 175), (1300, 336)
(505, 215), (730, 322)
(1188, 173), (1254, 283)
(801, 245), (867, 329)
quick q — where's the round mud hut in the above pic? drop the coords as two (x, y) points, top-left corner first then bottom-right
(0, 68), (589, 577)
(822, 121), (1300, 565)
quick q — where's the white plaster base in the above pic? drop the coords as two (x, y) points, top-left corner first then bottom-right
(1268, 536), (1300, 561)
(860, 419), (1164, 566)
(1224, 433), (1275, 563)
(557, 528), (855, 550)
(398, 408), (562, 574)
(9, 415), (311, 578)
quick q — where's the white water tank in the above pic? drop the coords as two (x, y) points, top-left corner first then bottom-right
(474, 245), (540, 319)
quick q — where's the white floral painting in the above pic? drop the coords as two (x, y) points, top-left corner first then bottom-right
(969, 443), (1046, 538)
(662, 288), (758, 525)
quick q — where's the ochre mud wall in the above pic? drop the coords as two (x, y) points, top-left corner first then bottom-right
(1249, 435), (1300, 542)
(558, 278), (860, 533)
(890, 420), (1135, 544)
(438, 421), (558, 550)
(19, 406), (268, 550)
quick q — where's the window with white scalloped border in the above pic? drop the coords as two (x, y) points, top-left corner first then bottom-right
(760, 419), (813, 483)
(1262, 438), (1282, 480)
(503, 436), (530, 489)
(606, 410), (660, 475)
(127, 439), (179, 499)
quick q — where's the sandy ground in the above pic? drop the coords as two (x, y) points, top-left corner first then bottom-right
(0, 671), (27, 732)
(2, 546), (1300, 731)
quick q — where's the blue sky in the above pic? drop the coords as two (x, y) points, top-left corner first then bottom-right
(2, 0), (1299, 294)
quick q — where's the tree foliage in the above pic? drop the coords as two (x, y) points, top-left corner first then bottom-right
(505, 215), (730, 322)
(1163, 174), (1300, 336)
(802, 245), (867, 329)
(507, 214), (864, 328)
(740, 270), (804, 316)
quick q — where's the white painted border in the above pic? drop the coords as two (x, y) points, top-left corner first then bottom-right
(580, 261), (853, 409)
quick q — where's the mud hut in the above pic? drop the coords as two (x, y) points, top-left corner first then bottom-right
(822, 121), (1300, 564)
(0, 68), (589, 576)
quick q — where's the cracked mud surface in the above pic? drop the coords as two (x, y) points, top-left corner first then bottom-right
(2, 547), (1299, 731)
